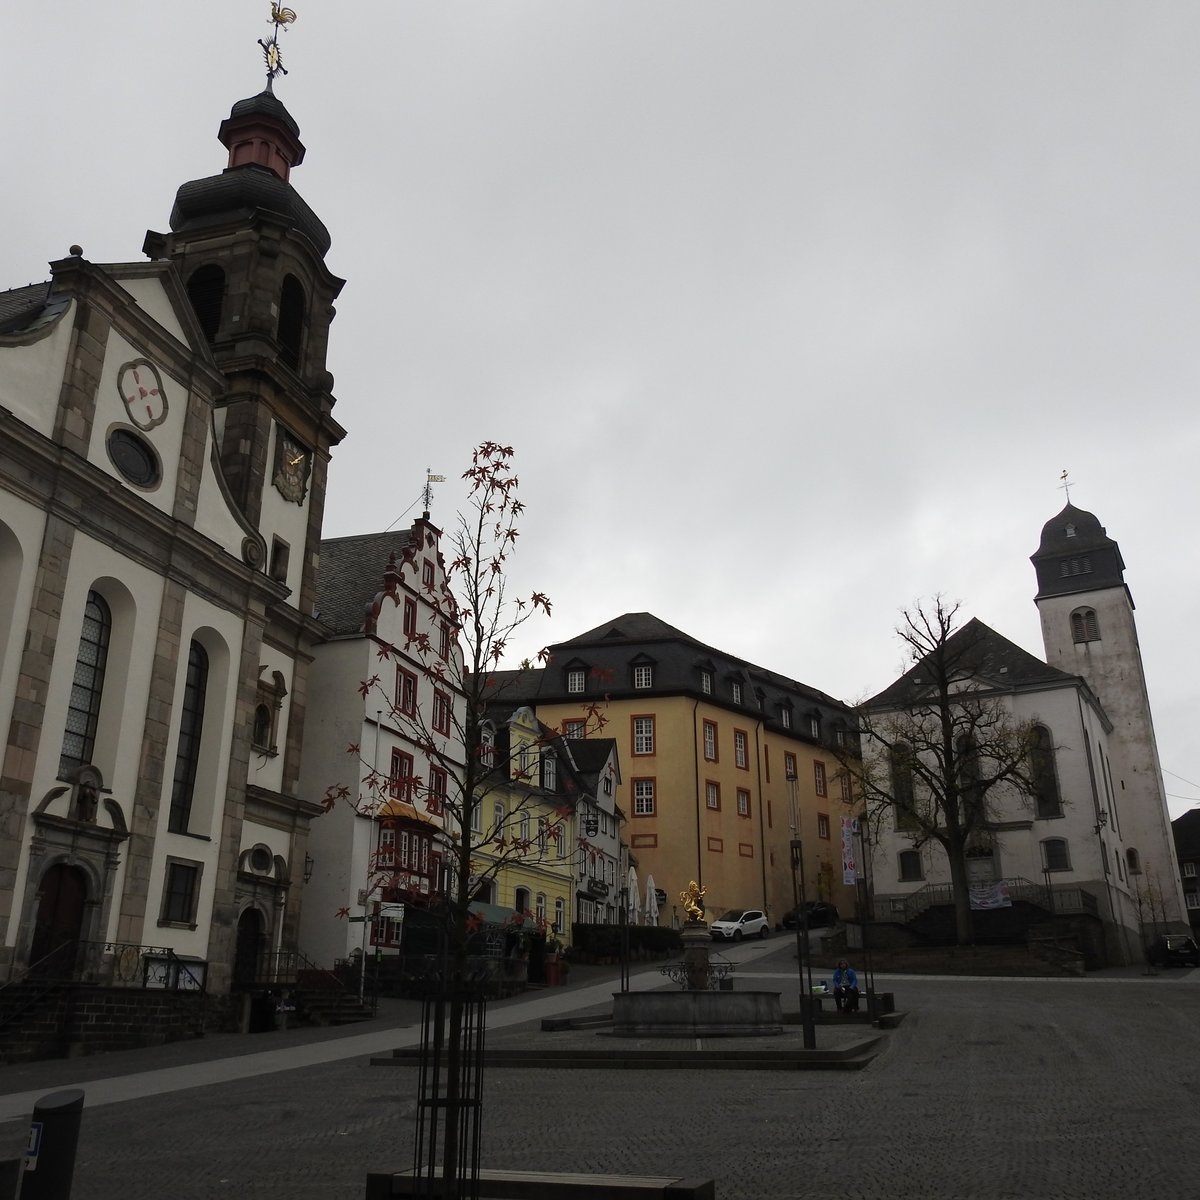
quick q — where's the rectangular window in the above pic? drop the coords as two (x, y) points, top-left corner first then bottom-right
(780, 708), (791, 729)
(403, 597), (417, 639)
(634, 664), (653, 689)
(736, 788), (751, 818)
(563, 719), (585, 739)
(396, 668), (418, 717)
(703, 720), (718, 762)
(734, 729), (748, 770)
(567, 669), (585, 694)
(784, 752), (797, 781)
(422, 559), (435, 589)
(378, 827), (396, 867)
(809, 716), (820, 739)
(428, 767), (448, 816)
(160, 860), (200, 926)
(542, 754), (557, 791)
(1185, 863), (1197, 878)
(731, 681), (742, 704)
(633, 778), (656, 816)
(390, 749), (414, 800)
(839, 772), (852, 803)
(706, 781), (720, 810)
(439, 621), (451, 660)
(817, 813), (830, 839)
(701, 671), (712, 694)
(898, 849), (923, 882)
(1187, 893), (1200, 910)
(633, 716), (655, 755)
(432, 690), (451, 736)
(814, 761), (827, 797)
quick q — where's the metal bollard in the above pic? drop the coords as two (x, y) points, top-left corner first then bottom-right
(17, 1089), (84, 1200)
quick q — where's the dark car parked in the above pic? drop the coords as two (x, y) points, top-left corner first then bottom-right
(1148, 935), (1200, 968)
(781, 902), (839, 930)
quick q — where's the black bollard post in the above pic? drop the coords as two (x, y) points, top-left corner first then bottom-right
(18, 1089), (84, 1199)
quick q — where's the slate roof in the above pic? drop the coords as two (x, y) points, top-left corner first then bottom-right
(316, 530), (413, 635)
(865, 617), (1079, 710)
(1030, 503), (1126, 600)
(0, 281), (69, 335)
(485, 611), (854, 739)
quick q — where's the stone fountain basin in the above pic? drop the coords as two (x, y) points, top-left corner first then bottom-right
(611, 990), (783, 1037)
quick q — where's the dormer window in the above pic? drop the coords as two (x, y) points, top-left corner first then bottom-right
(542, 753), (557, 791)
(780, 706), (792, 730)
(809, 715), (820, 739)
(567, 668), (586, 694)
(731, 681), (742, 705)
(701, 670), (712, 695)
(634, 664), (653, 689)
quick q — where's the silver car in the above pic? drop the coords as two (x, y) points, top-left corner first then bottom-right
(709, 909), (768, 941)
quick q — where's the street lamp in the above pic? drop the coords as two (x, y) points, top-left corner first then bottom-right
(790, 838), (816, 1050)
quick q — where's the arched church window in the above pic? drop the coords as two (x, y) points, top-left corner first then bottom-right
(277, 275), (306, 370)
(891, 742), (920, 832)
(1126, 847), (1141, 875)
(169, 641), (209, 833)
(1030, 724), (1062, 819)
(60, 591), (112, 777)
(1070, 608), (1100, 644)
(186, 265), (225, 343)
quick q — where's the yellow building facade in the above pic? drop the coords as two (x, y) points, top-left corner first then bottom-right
(498, 614), (860, 927)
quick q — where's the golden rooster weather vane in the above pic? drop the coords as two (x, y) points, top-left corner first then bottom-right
(259, 3), (298, 89)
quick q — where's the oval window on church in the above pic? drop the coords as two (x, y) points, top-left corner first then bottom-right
(107, 428), (162, 489)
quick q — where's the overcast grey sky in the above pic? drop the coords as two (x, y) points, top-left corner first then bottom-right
(5, 3), (1199, 813)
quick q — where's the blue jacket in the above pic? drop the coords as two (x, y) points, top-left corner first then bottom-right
(833, 966), (858, 990)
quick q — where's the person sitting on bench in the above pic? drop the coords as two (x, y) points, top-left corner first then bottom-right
(832, 959), (860, 1013)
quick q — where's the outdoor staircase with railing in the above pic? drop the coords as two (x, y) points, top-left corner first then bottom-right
(252, 949), (376, 1026)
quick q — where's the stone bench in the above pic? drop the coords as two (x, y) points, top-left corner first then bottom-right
(365, 1167), (715, 1199)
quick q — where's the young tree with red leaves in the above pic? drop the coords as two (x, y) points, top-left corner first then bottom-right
(322, 442), (606, 1195)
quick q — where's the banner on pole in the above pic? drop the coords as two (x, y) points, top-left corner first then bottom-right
(840, 816), (858, 885)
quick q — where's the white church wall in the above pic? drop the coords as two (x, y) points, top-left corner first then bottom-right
(0, 299), (75, 436)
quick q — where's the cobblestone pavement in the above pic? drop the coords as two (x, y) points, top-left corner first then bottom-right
(7, 941), (1200, 1199)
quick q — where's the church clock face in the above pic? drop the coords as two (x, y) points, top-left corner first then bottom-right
(116, 359), (169, 431)
(273, 426), (311, 504)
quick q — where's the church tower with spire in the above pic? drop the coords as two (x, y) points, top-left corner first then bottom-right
(1031, 503), (1185, 924)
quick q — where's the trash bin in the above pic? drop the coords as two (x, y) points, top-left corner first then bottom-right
(249, 992), (276, 1033)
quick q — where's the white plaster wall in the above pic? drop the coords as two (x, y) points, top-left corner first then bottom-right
(257, 421), (313, 605)
(8, 531), (167, 945)
(144, 591), (245, 959)
(0, 299), (75, 437)
(116, 277), (189, 345)
(91, 328), (182, 506)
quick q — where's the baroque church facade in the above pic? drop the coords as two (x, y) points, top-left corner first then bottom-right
(0, 86), (343, 995)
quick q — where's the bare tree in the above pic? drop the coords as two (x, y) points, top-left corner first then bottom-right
(322, 443), (606, 1196)
(834, 599), (1042, 945)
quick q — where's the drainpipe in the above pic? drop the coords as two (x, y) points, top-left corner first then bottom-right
(692, 700), (703, 890)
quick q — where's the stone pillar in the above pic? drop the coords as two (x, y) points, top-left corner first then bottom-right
(681, 921), (710, 991)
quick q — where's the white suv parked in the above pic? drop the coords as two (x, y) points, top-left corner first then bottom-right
(709, 909), (769, 941)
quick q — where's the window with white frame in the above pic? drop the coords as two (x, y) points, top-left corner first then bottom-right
(567, 669), (586, 694)
(563, 719), (585, 739)
(703, 720), (717, 761)
(736, 788), (750, 817)
(1187, 892), (1200, 909)
(480, 726), (495, 768)
(706, 781), (720, 810)
(432, 690), (451, 736)
(814, 761), (827, 797)
(633, 716), (654, 755)
(492, 801), (504, 836)
(734, 730), (748, 769)
(542, 753), (557, 791)
(633, 778), (655, 815)
(378, 826), (396, 867)
(701, 670), (712, 694)
(817, 813), (830, 839)
(1185, 863), (1197, 878)
(554, 897), (565, 932)
(731, 681), (742, 704)
(780, 707), (791, 729)
(809, 715), (820, 739)
(634, 664), (653, 689)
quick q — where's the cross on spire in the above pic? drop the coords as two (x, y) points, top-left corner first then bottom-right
(1058, 469), (1074, 504)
